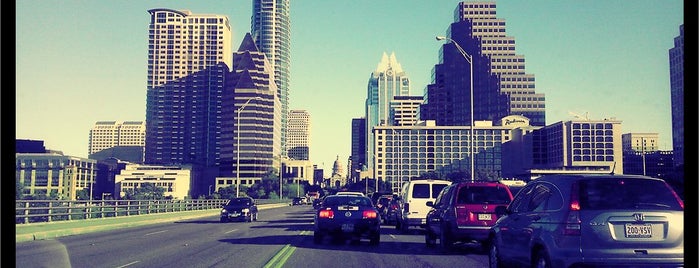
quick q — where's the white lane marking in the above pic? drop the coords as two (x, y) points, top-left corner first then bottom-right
(225, 229), (239, 234)
(389, 234), (397, 239)
(144, 230), (168, 236)
(116, 261), (140, 267)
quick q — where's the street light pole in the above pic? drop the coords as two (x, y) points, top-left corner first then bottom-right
(237, 96), (263, 197)
(437, 36), (474, 182)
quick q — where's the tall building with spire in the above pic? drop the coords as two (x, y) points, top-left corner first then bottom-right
(251, 0), (291, 159)
(219, 33), (281, 187)
(365, 52), (410, 173)
(422, 1), (545, 126)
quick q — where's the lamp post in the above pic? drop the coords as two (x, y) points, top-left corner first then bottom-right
(641, 137), (647, 176)
(279, 157), (283, 200)
(436, 36), (474, 182)
(237, 96), (263, 197)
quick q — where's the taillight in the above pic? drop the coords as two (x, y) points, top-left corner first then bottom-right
(319, 209), (334, 219)
(564, 181), (581, 236)
(665, 182), (684, 209)
(363, 210), (378, 219)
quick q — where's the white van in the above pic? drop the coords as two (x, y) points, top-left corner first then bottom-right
(396, 179), (452, 232)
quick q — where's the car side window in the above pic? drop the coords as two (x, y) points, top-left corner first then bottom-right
(509, 183), (536, 213)
(528, 184), (551, 212)
(434, 185), (453, 208)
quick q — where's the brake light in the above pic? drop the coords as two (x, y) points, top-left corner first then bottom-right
(319, 209), (334, 219)
(564, 181), (581, 236)
(363, 210), (378, 219)
(665, 182), (684, 209)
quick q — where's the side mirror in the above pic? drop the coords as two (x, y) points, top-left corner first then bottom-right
(495, 205), (508, 217)
(426, 201), (434, 207)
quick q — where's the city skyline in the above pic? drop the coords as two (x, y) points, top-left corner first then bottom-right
(16, 1), (684, 176)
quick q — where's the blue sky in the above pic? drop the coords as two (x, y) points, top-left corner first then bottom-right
(16, 1), (684, 175)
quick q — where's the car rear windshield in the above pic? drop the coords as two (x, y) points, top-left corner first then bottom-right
(227, 198), (251, 206)
(457, 186), (512, 204)
(412, 183), (448, 199)
(579, 178), (683, 210)
(324, 196), (372, 207)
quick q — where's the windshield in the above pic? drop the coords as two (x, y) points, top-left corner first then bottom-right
(226, 198), (251, 206)
(579, 178), (683, 210)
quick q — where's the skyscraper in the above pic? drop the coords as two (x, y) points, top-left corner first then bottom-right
(350, 117), (367, 183)
(146, 9), (232, 88)
(144, 9), (232, 167)
(669, 24), (683, 168)
(287, 110), (311, 160)
(422, 1), (545, 127)
(365, 52), (410, 172)
(251, 0), (291, 159)
(219, 33), (281, 186)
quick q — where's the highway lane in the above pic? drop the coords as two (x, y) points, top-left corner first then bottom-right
(16, 205), (488, 268)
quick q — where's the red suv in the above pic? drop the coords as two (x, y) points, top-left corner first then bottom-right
(425, 181), (514, 252)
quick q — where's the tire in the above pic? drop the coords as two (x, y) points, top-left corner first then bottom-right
(488, 240), (502, 268)
(369, 231), (380, 246)
(313, 231), (323, 244)
(253, 213), (258, 221)
(425, 229), (437, 248)
(439, 225), (453, 252)
(220, 217), (227, 223)
(533, 249), (552, 268)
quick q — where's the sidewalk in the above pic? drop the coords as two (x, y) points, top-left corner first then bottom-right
(16, 203), (289, 243)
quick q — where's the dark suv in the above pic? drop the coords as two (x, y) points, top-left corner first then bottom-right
(425, 181), (514, 251)
(220, 197), (258, 222)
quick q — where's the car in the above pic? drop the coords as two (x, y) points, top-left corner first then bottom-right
(488, 174), (684, 268)
(370, 191), (394, 206)
(313, 194), (381, 245)
(397, 179), (452, 232)
(220, 197), (259, 222)
(335, 191), (366, 196)
(425, 181), (514, 251)
(383, 195), (403, 226)
(292, 197), (307, 205)
(375, 195), (393, 224)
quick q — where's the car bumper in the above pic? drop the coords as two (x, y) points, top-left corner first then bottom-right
(452, 225), (492, 241)
(221, 212), (251, 221)
(315, 220), (380, 236)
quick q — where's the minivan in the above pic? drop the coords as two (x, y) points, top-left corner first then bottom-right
(397, 179), (452, 232)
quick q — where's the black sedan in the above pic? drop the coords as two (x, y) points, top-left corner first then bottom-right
(220, 197), (258, 222)
(313, 195), (381, 245)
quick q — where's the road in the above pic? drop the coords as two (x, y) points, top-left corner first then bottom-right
(16, 205), (488, 268)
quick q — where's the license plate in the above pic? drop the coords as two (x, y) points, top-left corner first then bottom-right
(625, 223), (652, 238)
(341, 223), (354, 232)
(478, 214), (492, 221)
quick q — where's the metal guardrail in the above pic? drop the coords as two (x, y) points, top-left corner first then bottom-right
(15, 199), (289, 224)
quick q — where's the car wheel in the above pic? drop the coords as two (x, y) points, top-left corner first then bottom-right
(313, 231), (323, 244)
(369, 231), (380, 246)
(220, 217), (227, 223)
(253, 213), (258, 221)
(400, 220), (409, 233)
(488, 240), (502, 268)
(533, 249), (552, 268)
(439, 225), (453, 252)
(425, 229), (437, 248)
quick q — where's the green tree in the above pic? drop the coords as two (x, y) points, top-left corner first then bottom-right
(123, 182), (166, 200)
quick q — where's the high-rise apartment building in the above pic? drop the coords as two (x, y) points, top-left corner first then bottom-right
(252, 0), (291, 159)
(88, 121), (146, 155)
(145, 8), (233, 168)
(669, 24), (683, 168)
(287, 110), (311, 160)
(146, 9), (232, 88)
(422, 1), (545, 127)
(365, 52), (410, 173)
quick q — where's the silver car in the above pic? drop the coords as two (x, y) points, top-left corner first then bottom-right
(488, 174), (684, 268)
